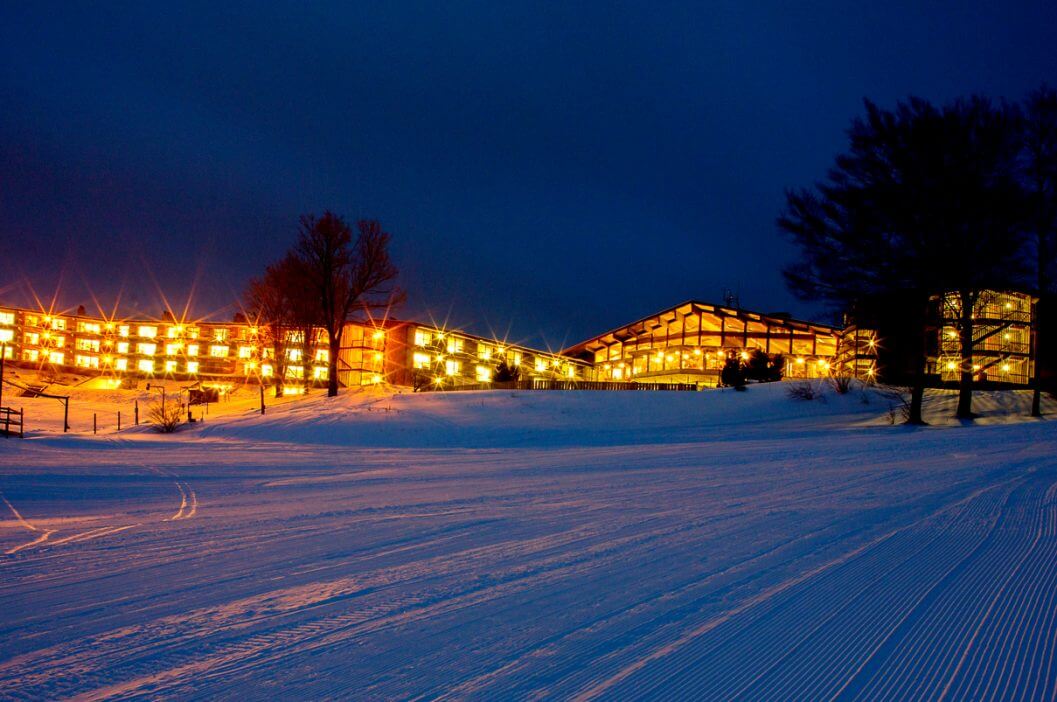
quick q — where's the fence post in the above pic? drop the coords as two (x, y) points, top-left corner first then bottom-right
(118, 411), (121, 431)
(64, 400), (69, 433)
(19, 407), (23, 439)
(260, 384), (265, 415)
(93, 413), (97, 435)
(134, 400), (139, 426)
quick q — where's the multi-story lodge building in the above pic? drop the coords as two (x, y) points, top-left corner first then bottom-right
(0, 290), (1036, 391)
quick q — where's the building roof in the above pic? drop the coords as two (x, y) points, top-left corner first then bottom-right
(561, 300), (839, 357)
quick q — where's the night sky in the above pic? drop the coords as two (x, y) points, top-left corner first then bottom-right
(3, 3), (1057, 350)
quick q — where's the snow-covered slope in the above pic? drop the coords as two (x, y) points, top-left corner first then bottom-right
(2, 384), (1056, 699)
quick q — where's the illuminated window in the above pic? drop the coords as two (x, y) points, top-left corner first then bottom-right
(287, 348), (302, 362)
(285, 330), (303, 343)
(1, 346), (11, 360)
(372, 330), (385, 342)
(165, 359), (178, 373)
(565, 365), (575, 378)
(261, 364), (273, 377)
(286, 365), (304, 379)
(76, 338), (100, 352)
(137, 342), (157, 356)
(446, 337), (463, 354)
(476, 365), (492, 382)
(119, 325), (130, 337)
(511, 351), (522, 366)
(115, 358), (128, 371)
(75, 354), (99, 369)
(535, 358), (548, 372)
(313, 366), (328, 380)
(186, 327), (199, 339)
(24, 332), (40, 345)
(414, 329), (432, 347)
(413, 352), (431, 369)
(77, 321), (101, 334)
(315, 349), (329, 363)
(0, 311), (14, 325)
(138, 325), (157, 338)
(138, 359), (155, 373)
(49, 351), (65, 365)
(165, 343), (182, 356)
(238, 346), (253, 358)
(117, 341), (130, 354)
(187, 344), (199, 356)
(51, 318), (66, 331)
(243, 361), (258, 374)
(22, 349), (39, 362)
(186, 360), (199, 374)
(214, 328), (228, 341)
(445, 359), (460, 376)
(0, 328), (13, 343)
(477, 344), (492, 360)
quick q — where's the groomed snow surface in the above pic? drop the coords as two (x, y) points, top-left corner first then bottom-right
(2, 383), (1057, 700)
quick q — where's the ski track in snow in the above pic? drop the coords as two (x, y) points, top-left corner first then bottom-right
(1, 386), (1056, 699)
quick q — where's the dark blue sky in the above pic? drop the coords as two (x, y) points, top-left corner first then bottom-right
(3, 2), (1056, 350)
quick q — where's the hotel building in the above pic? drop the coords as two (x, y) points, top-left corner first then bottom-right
(0, 289), (1035, 391)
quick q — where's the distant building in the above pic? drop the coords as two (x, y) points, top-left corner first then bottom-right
(0, 289), (1036, 391)
(560, 300), (870, 386)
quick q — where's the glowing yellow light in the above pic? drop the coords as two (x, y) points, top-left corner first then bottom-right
(187, 344), (199, 356)
(694, 348), (702, 355)
(166, 343), (182, 356)
(137, 342), (157, 356)
(138, 325), (157, 338)
(972, 364), (981, 371)
(947, 362), (957, 370)
(261, 363), (273, 377)
(313, 366), (328, 380)
(137, 359), (155, 374)
(1002, 364), (1011, 372)
(740, 351), (749, 361)
(48, 351), (64, 365)
(210, 345), (230, 358)
(104, 322), (115, 331)
(372, 330), (385, 341)
(117, 341), (129, 354)
(283, 385), (305, 396)
(186, 361), (199, 374)
(0, 329), (12, 343)
(796, 357), (805, 365)
(238, 346), (253, 358)
(164, 360), (178, 373)
(476, 365), (492, 382)
(115, 358), (128, 371)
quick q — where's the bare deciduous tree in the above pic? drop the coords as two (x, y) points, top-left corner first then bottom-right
(294, 212), (401, 396)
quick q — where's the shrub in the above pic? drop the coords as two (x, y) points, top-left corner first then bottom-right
(830, 375), (855, 394)
(494, 360), (521, 383)
(787, 381), (821, 401)
(744, 350), (784, 383)
(720, 356), (747, 390)
(147, 399), (183, 433)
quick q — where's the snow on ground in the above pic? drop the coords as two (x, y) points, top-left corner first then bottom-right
(2, 382), (1057, 699)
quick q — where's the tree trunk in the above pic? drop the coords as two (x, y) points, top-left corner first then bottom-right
(1031, 288), (1044, 417)
(907, 308), (929, 425)
(955, 290), (975, 420)
(328, 335), (340, 397)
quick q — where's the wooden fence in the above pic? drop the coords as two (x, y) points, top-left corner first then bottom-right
(0, 407), (24, 438)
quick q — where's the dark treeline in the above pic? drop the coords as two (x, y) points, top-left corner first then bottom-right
(243, 212), (402, 397)
(781, 86), (1057, 423)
